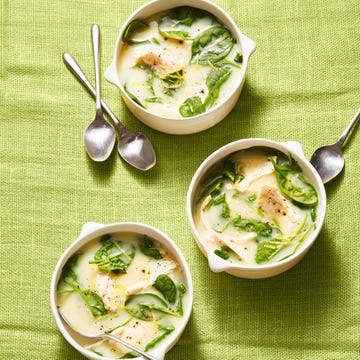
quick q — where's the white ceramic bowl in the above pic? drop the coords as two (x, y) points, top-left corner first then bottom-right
(105, 0), (256, 134)
(50, 222), (193, 360)
(186, 138), (327, 279)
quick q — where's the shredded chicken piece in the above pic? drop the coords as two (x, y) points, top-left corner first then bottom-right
(235, 161), (274, 192)
(137, 52), (168, 76)
(257, 185), (304, 236)
(94, 273), (125, 312)
(258, 185), (294, 218)
(216, 231), (257, 264)
(137, 51), (184, 78)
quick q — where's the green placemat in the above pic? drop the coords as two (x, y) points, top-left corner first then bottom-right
(1, 0), (359, 359)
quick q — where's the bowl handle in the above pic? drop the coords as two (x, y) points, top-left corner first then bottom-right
(240, 34), (256, 58)
(281, 141), (305, 157)
(79, 222), (104, 237)
(207, 252), (231, 273)
(104, 61), (121, 87)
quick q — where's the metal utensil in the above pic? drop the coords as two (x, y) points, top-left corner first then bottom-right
(310, 108), (360, 183)
(84, 24), (116, 162)
(58, 309), (159, 360)
(63, 53), (156, 171)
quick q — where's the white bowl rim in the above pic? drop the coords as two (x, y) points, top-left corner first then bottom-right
(50, 221), (194, 360)
(186, 138), (327, 276)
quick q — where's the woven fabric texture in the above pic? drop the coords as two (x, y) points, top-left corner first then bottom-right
(1, 0), (359, 359)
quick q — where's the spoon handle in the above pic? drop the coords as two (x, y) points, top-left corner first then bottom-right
(63, 52), (123, 129)
(91, 24), (102, 113)
(336, 107), (360, 148)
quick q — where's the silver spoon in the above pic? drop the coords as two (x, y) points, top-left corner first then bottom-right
(58, 309), (159, 360)
(310, 108), (360, 183)
(63, 54), (156, 171)
(84, 24), (116, 162)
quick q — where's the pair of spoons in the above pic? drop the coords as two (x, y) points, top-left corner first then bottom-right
(64, 24), (156, 171)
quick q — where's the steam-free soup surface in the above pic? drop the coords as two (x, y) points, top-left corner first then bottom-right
(58, 232), (186, 358)
(194, 148), (318, 266)
(118, 6), (243, 118)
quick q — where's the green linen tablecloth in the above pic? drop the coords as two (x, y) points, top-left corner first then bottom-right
(1, 0), (359, 359)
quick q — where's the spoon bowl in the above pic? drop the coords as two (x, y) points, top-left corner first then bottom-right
(63, 52), (156, 171)
(84, 24), (116, 162)
(310, 108), (360, 183)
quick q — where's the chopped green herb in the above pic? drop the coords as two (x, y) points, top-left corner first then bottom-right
(247, 194), (257, 202)
(214, 246), (230, 260)
(234, 52), (243, 64)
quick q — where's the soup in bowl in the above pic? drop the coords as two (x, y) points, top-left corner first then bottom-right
(105, 0), (256, 134)
(187, 139), (326, 279)
(50, 222), (193, 360)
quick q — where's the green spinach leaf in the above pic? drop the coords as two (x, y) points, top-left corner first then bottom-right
(138, 235), (162, 259)
(82, 290), (107, 317)
(191, 25), (235, 65)
(204, 67), (232, 108)
(153, 274), (177, 303)
(179, 96), (206, 117)
(270, 155), (318, 205)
